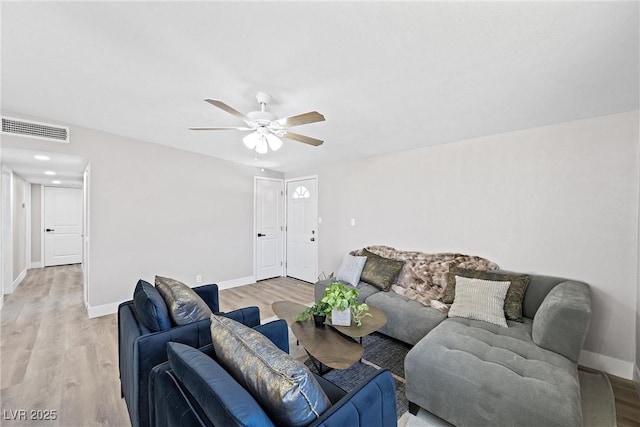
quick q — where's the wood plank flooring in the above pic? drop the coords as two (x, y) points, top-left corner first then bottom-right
(1, 265), (638, 426)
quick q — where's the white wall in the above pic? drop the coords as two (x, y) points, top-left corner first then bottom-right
(2, 112), (282, 313)
(288, 111), (639, 377)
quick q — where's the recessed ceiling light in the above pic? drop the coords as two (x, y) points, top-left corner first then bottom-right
(34, 155), (50, 161)
(44, 171), (56, 175)
(52, 180), (61, 184)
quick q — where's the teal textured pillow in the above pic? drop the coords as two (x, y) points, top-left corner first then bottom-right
(360, 249), (404, 291)
(155, 276), (212, 326)
(210, 314), (330, 426)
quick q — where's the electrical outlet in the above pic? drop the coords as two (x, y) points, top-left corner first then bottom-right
(196, 275), (202, 283)
(350, 218), (356, 226)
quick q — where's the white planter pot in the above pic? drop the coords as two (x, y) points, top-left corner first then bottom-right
(331, 308), (351, 326)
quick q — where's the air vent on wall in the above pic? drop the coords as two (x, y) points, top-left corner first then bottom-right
(2, 116), (70, 143)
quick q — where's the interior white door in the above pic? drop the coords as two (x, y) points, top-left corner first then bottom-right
(286, 177), (318, 283)
(255, 178), (284, 281)
(44, 187), (83, 266)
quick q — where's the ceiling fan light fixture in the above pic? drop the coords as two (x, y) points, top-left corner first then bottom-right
(266, 133), (283, 151)
(255, 136), (268, 154)
(243, 132), (259, 150)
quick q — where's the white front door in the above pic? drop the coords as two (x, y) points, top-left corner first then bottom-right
(44, 187), (83, 266)
(255, 178), (284, 281)
(286, 177), (318, 283)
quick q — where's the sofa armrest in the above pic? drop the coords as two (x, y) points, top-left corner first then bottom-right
(532, 281), (591, 363)
(193, 284), (219, 312)
(254, 319), (289, 353)
(217, 306), (260, 328)
(310, 369), (397, 427)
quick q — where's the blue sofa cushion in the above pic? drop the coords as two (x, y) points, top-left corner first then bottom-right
(210, 314), (331, 427)
(167, 342), (274, 427)
(133, 280), (172, 332)
(155, 276), (212, 326)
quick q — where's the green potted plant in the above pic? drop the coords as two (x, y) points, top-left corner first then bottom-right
(321, 282), (360, 326)
(351, 303), (372, 327)
(295, 301), (331, 327)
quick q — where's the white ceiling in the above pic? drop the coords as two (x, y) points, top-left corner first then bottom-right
(1, 1), (638, 174)
(1, 147), (86, 187)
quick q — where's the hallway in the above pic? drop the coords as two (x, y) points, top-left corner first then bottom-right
(0, 265), (129, 426)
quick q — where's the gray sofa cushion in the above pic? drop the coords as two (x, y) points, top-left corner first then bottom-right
(532, 281), (591, 363)
(365, 291), (446, 345)
(405, 318), (582, 427)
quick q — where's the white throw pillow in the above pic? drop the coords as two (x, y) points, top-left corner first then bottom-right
(448, 276), (510, 327)
(335, 254), (367, 286)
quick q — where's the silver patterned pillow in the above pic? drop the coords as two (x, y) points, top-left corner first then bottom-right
(155, 276), (212, 326)
(448, 276), (510, 327)
(336, 254), (367, 286)
(210, 314), (330, 426)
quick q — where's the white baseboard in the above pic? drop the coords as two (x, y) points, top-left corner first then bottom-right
(9, 269), (27, 293)
(86, 275), (257, 318)
(579, 349), (634, 379)
(216, 275), (256, 290)
(30, 261), (43, 269)
(87, 301), (123, 319)
(634, 364), (640, 397)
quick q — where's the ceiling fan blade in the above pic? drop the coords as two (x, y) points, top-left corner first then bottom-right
(189, 127), (252, 131)
(276, 111), (325, 128)
(204, 99), (247, 121)
(284, 131), (324, 146)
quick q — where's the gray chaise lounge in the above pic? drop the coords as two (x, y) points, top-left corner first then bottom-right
(315, 248), (591, 426)
(405, 275), (591, 427)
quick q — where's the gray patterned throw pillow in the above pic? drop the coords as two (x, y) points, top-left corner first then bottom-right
(336, 254), (367, 286)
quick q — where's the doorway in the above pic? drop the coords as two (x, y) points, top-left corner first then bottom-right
(285, 176), (318, 283)
(254, 177), (284, 281)
(44, 186), (83, 266)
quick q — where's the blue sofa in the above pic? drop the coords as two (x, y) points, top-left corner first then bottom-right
(118, 281), (261, 427)
(149, 319), (398, 427)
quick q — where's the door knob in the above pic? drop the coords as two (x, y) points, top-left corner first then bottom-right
(45, 228), (55, 232)
(310, 237), (315, 242)
(257, 233), (266, 237)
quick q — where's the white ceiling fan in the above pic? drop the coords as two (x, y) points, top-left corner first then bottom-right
(190, 92), (325, 154)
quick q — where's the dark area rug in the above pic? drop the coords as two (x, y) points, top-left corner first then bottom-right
(304, 332), (412, 416)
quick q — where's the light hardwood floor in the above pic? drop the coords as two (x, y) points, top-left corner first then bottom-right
(0, 266), (314, 426)
(1, 265), (638, 426)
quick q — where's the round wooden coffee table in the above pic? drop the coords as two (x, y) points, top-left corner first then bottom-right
(272, 301), (387, 374)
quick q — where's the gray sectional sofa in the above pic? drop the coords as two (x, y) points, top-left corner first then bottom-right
(315, 250), (591, 427)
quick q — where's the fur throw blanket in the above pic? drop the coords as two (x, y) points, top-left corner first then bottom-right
(351, 246), (498, 313)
